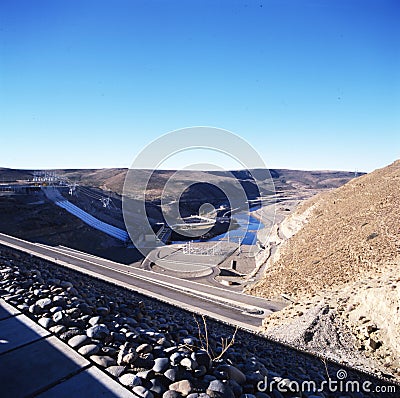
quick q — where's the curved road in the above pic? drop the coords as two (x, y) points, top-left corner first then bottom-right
(0, 233), (284, 331)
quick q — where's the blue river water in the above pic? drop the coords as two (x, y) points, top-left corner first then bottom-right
(208, 210), (263, 245)
(171, 205), (264, 246)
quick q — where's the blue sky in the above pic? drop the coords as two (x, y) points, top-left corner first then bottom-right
(0, 0), (399, 172)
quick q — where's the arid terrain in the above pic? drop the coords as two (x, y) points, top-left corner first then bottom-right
(0, 167), (358, 264)
(1, 164), (399, 394)
(247, 160), (400, 381)
(0, 167), (359, 195)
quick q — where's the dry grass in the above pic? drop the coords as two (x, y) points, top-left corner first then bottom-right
(248, 160), (400, 300)
(193, 315), (238, 361)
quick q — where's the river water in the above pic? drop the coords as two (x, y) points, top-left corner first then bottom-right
(171, 206), (264, 246)
(208, 208), (263, 245)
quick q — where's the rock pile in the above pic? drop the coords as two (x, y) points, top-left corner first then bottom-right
(0, 246), (397, 398)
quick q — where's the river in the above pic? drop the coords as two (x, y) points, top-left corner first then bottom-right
(208, 206), (263, 245)
(171, 205), (264, 246)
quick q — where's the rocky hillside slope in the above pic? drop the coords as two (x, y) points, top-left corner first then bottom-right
(248, 160), (400, 380)
(249, 160), (400, 299)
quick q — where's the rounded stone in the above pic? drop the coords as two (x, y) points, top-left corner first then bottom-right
(137, 343), (153, 354)
(192, 351), (211, 369)
(227, 380), (242, 397)
(53, 311), (71, 324)
(59, 328), (81, 341)
(36, 298), (52, 309)
(96, 306), (110, 316)
(180, 357), (197, 370)
(163, 391), (181, 398)
(38, 317), (54, 329)
(86, 324), (110, 339)
(169, 380), (195, 396)
(124, 317), (138, 326)
(135, 357), (155, 369)
(182, 337), (195, 346)
(150, 378), (167, 395)
(164, 368), (178, 382)
(60, 281), (73, 289)
(136, 369), (154, 380)
(102, 346), (117, 356)
(207, 380), (235, 398)
(49, 325), (67, 335)
(90, 355), (116, 368)
(121, 352), (138, 365)
(67, 307), (81, 319)
(106, 365), (126, 378)
(28, 304), (40, 314)
(78, 343), (99, 357)
(119, 373), (142, 387)
(77, 302), (92, 315)
(49, 306), (63, 313)
(112, 332), (127, 343)
(194, 365), (207, 378)
(133, 385), (154, 398)
(88, 316), (102, 326)
(52, 296), (66, 307)
(153, 357), (170, 373)
(164, 346), (179, 355)
(68, 334), (90, 348)
(217, 365), (246, 385)
(170, 352), (183, 366)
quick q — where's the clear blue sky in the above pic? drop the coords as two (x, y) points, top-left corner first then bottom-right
(1, 0), (399, 172)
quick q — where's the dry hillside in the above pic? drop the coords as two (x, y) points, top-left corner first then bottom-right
(249, 159), (400, 299)
(248, 160), (400, 380)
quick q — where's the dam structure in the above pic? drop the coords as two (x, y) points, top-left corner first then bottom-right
(42, 187), (129, 242)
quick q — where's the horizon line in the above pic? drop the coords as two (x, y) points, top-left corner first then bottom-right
(0, 165), (365, 174)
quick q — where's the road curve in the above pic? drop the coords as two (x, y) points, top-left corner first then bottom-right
(0, 233), (285, 331)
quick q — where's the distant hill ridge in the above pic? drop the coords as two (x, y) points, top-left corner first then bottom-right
(0, 167), (359, 196)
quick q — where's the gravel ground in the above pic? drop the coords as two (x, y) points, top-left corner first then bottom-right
(0, 245), (398, 398)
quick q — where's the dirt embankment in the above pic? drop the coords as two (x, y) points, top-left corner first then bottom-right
(247, 160), (400, 381)
(248, 160), (400, 300)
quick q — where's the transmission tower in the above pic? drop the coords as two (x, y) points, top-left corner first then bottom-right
(100, 197), (111, 208)
(69, 183), (77, 196)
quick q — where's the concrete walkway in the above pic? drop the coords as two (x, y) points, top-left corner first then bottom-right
(0, 299), (133, 398)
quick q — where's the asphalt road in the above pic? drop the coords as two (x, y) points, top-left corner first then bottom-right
(0, 233), (285, 330)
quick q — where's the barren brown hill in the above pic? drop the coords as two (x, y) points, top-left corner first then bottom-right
(0, 167), (359, 196)
(0, 167), (33, 182)
(246, 160), (400, 379)
(71, 168), (360, 196)
(248, 159), (400, 300)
